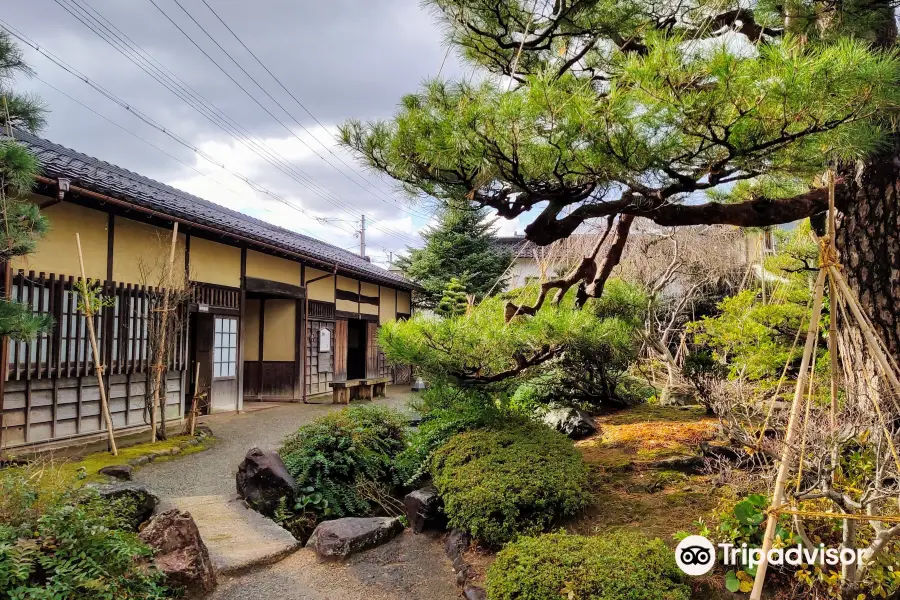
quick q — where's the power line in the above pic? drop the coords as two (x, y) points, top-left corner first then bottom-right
(2, 22), (380, 249)
(194, 0), (433, 221)
(146, 0), (423, 243)
(181, 0), (433, 222)
(47, 0), (420, 246)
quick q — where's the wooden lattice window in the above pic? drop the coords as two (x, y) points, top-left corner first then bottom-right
(213, 316), (238, 379)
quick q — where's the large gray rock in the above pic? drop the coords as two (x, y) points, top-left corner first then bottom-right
(403, 486), (445, 533)
(306, 517), (403, 559)
(99, 464), (133, 481)
(464, 584), (487, 600)
(236, 447), (297, 516)
(139, 509), (216, 596)
(543, 407), (597, 439)
(95, 482), (158, 529)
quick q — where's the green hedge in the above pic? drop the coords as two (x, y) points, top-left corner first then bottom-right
(487, 531), (690, 600)
(430, 422), (589, 546)
(279, 405), (408, 518)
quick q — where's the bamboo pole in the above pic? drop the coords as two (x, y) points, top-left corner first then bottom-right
(750, 268), (827, 600)
(75, 233), (117, 456)
(828, 265), (900, 402)
(826, 170), (839, 431)
(150, 223), (179, 443)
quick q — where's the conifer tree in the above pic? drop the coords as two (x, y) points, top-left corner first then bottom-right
(341, 0), (900, 365)
(0, 31), (51, 339)
(396, 204), (510, 308)
(437, 277), (469, 317)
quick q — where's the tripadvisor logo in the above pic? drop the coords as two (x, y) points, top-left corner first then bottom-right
(675, 535), (866, 577)
(675, 535), (716, 576)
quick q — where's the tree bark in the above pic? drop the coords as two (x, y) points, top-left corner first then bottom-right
(834, 153), (900, 361)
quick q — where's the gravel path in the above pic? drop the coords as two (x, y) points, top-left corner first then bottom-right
(136, 388), (418, 497)
(210, 531), (458, 600)
(135, 389), (459, 600)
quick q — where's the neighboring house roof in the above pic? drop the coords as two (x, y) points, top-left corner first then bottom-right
(12, 130), (415, 289)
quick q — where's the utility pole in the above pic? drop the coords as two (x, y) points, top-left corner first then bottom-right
(359, 214), (366, 258)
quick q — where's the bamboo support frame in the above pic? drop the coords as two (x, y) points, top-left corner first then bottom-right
(150, 222), (179, 443)
(749, 268), (827, 600)
(75, 233), (117, 456)
(751, 172), (900, 597)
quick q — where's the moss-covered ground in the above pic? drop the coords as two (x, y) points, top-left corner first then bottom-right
(570, 404), (723, 540)
(54, 434), (215, 484)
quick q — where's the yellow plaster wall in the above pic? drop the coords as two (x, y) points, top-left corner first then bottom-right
(246, 250), (300, 285)
(263, 300), (295, 361)
(360, 282), (379, 316)
(336, 275), (359, 314)
(397, 290), (411, 314)
(379, 287), (396, 324)
(244, 299), (260, 362)
(190, 236), (241, 287)
(12, 199), (108, 280)
(113, 217), (186, 286)
(305, 267), (335, 302)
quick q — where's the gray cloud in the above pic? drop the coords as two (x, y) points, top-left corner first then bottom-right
(6, 0), (466, 263)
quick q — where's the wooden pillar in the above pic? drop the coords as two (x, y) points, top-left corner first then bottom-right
(257, 298), (265, 399)
(293, 298), (303, 401)
(237, 248), (246, 411)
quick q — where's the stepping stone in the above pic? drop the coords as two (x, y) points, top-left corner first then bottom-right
(306, 517), (403, 559)
(167, 495), (300, 574)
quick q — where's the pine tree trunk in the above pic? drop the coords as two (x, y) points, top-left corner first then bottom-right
(835, 154), (900, 362)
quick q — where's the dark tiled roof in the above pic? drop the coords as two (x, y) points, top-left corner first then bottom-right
(12, 130), (415, 289)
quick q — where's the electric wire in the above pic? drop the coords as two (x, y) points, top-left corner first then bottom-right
(47, 0), (420, 246)
(146, 0), (421, 244)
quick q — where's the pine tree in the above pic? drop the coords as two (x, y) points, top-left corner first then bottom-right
(436, 277), (469, 317)
(0, 31), (51, 339)
(340, 1), (900, 357)
(395, 203), (510, 309)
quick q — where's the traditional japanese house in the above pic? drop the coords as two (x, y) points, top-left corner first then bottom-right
(0, 131), (415, 451)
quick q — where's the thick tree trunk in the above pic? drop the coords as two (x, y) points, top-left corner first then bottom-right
(835, 153), (900, 361)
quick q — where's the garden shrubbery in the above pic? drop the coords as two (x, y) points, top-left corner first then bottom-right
(0, 468), (170, 600)
(279, 405), (408, 518)
(430, 421), (589, 546)
(486, 531), (690, 600)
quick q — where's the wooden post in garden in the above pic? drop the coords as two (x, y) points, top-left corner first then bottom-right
(150, 222), (179, 443)
(749, 268), (827, 600)
(75, 233), (118, 456)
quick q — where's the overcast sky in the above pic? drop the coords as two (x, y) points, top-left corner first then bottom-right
(3, 0), (531, 267)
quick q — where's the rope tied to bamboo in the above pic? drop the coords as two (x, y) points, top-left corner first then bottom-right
(818, 236), (841, 270)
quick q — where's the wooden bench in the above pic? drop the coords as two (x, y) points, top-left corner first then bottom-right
(362, 377), (391, 398)
(329, 377), (392, 404)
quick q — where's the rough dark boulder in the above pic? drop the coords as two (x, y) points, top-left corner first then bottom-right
(542, 407), (598, 439)
(700, 441), (743, 463)
(403, 486), (446, 533)
(464, 584), (487, 600)
(95, 482), (158, 529)
(649, 455), (707, 475)
(444, 529), (470, 562)
(305, 517), (403, 559)
(139, 509), (216, 596)
(99, 464), (134, 481)
(235, 447), (297, 516)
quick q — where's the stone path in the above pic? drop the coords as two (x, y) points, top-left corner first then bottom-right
(163, 495), (300, 574)
(136, 389), (458, 600)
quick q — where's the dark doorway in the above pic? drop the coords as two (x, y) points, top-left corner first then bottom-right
(347, 318), (366, 380)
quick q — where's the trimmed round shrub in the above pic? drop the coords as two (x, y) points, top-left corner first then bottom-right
(430, 422), (589, 546)
(279, 405), (408, 518)
(486, 531), (690, 600)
